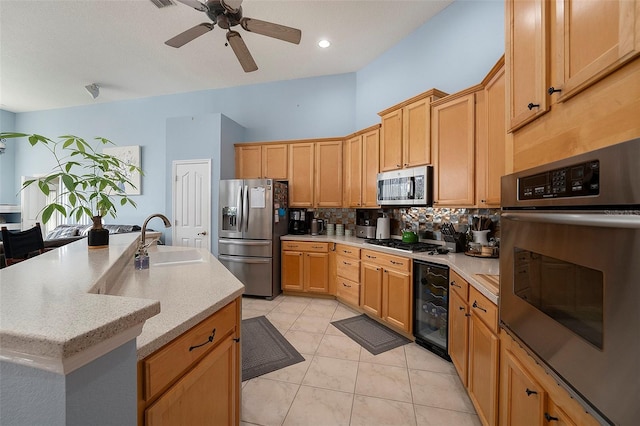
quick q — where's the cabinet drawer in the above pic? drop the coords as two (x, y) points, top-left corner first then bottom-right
(469, 286), (497, 332)
(449, 270), (469, 300)
(282, 241), (328, 252)
(142, 300), (237, 401)
(361, 249), (411, 272)
(336, 255), (360, 282)
(336, 277), (360, 307)
(335, 244), (360, 260)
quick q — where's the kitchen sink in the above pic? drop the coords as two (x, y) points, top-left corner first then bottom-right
(150, 248), (204, 266)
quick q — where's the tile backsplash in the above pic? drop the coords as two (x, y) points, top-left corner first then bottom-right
(299, 207), (500, 242)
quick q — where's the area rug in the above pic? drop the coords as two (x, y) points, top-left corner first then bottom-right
(331, 314), (411, 355)
(241, 316), (305, 382)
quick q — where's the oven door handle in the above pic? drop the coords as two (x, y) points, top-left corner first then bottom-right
(502, 212), (640, 229)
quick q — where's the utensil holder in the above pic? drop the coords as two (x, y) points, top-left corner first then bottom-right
(472, 230), (490, 245)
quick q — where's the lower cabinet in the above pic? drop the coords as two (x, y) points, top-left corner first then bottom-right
(138, 298), (240, 426)
(335, 244), (361, 308)
(281, 241), (329, 294)
(449, 270), (499, 426)
(499, 332), (600, 426)
(360, 250), (412, 334)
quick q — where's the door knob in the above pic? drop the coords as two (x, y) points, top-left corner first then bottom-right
(197, 231), (208, 236)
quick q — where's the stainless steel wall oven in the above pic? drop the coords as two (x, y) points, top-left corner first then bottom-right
(500, 138), (640, 425)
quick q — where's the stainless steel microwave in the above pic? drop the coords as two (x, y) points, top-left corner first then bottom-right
(376, 165), (433, 206)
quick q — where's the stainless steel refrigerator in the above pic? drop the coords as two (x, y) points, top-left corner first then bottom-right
(218, 179), (288, 299)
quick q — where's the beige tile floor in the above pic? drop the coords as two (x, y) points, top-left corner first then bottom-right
(241, 295), (481, 426)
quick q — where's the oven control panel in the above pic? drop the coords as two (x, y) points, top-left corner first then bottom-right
(518, 159), (600, 200)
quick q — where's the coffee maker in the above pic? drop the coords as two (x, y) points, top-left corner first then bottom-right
(288, 210), (308, 235)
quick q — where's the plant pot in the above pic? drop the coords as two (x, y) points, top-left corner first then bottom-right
(88, 216), (109, 248)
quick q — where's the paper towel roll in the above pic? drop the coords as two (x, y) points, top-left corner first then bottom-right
(376, 217), (390, 239)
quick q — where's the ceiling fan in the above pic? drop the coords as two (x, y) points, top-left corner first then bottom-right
(166, 0), (302, 72)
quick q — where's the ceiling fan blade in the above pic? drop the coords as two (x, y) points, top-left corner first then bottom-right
(220, 0), (243, 14)
(226, 31), (258, 72)
(165, 23), (214, 48)
(174, 0), (208, 12)
(240, 18), (302, 45)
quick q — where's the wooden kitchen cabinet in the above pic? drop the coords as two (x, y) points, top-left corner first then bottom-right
(235, 143), (288, 179)
(235, 145), (262, 179)
(288, 143), (315, 207)
(476, 57), (507, 207)
(281, 241), (329, 294)
(378, 89), (447, 171)
(506, 0), (640, 132)
(138, 298), (240, 426)
(432, 89), (479, 207)
(335, 244), (361, 308)
(360, 249), (412, 334)
(315, 140), (343, 207)
(448, 270), (499, 426)
(343, 126), (380, 208)
(499, 331), (601, 426)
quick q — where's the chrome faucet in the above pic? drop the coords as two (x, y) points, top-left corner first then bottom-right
(135, 213), (172, 269)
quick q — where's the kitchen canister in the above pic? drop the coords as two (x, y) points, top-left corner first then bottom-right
(472, 230), (490, 246)
(326, 223), (335, 235)
(345, 229), (352, 237)
(336, 224), (345, 236)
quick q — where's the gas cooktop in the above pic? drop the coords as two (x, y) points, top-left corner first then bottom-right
(363, 239), (441, 253)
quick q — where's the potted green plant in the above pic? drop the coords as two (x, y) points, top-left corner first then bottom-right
(0, 132), (142, 247)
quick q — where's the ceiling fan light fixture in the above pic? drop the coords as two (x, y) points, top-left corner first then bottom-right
(318, 39), (331, 48)
(85, 83), (100, 99)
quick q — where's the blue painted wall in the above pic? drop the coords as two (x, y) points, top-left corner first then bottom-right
(0, 110), (17, 204)
(2, 0), (504, 231)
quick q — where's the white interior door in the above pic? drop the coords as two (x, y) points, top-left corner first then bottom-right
(172, 160), (211, 249)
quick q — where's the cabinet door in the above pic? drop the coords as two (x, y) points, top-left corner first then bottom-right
(235, 146), (262, 179)
(145, 334), (237, 425)
(315, 140), (343, 207)
(360, 262), (383, 317)
(507, 0), (549, 131)
(501, 350), (545, 426)
(288, 143), (315, 207)
(281, 250), (304, 291)
(478, 63), (506, 207)
(380, 109), (403, 171)
(382, 268), (412, 333)
(304, 252), (329, 293)
(262, 144), (288, 180)
(403, 98), (431, 168)
(344, 135), (363, 207)
(468, 314), (499, 426)
(555, 0), (640, 102)
(432, 93), (476, 206)
(361, 129), (380, 207)
(448, 289), (469, 387)
(545, 399), (577, 426)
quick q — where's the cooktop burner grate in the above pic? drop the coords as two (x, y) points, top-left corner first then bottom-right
(363, 239), (440, 253)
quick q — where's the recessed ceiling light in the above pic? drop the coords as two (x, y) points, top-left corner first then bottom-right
(318, 39), (331, 48)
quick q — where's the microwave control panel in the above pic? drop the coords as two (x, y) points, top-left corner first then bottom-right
(518, 159), (600, 200)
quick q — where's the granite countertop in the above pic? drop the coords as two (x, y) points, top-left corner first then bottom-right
(108, 245), (245, 360)
(281, 234), (500, 304)
(0, 232), (245, 372)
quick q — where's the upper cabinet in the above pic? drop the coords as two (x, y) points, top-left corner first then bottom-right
(315, 140), (343, 207)
(507, 0), (640, 132)
(476, 57), (507, 208)
(289, 142), (315, 208)
(378, 89), (447, 171)
(343, 125), (380, 208)
(432, 88), (480, 207)
(235, 143), (288, 179)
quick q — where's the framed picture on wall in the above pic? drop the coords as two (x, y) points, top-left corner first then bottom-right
(103, 145), (142, 195)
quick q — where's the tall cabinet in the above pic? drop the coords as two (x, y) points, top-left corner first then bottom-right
(343, 125), (380, 208)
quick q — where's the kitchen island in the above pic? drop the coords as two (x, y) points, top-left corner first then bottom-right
(0, 233), (244, 425)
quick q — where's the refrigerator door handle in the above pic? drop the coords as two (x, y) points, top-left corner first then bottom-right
(243, 185), (249, 232)
(236, 184), (243, 232)
(219, 254), (271, 264)
(219, 239), (271, 246)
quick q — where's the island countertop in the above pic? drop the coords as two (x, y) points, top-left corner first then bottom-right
(0, 232), (244, 372)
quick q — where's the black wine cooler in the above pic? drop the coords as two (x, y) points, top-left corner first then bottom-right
(413, 260), (451, 361)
